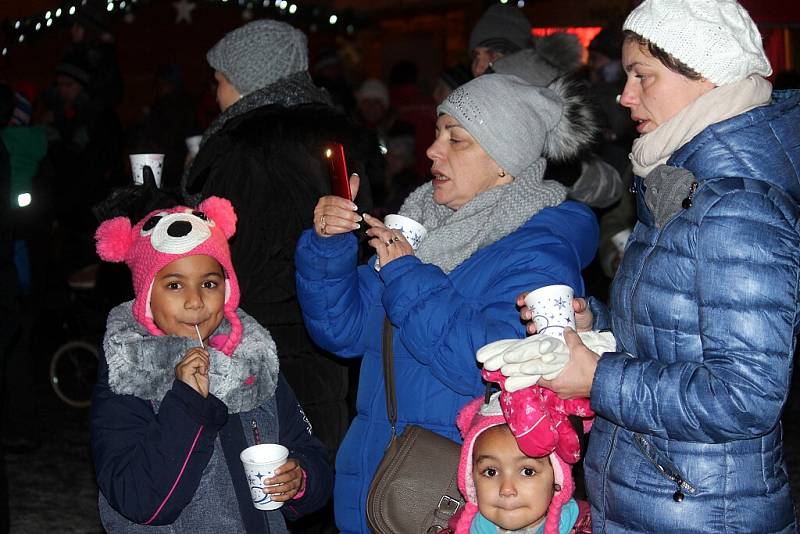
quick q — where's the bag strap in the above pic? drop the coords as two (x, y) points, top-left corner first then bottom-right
(382, 315), (398, 437)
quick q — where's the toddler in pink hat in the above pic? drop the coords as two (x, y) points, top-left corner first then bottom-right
(445, 367), (593, 534)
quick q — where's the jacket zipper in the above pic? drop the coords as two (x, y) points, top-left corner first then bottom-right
(633, 433), (696, 502)
(605, 180), (701, 510)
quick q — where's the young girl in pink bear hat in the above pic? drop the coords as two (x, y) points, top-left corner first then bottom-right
(445, 367), (593, 534)
(91, 197), (333, 532)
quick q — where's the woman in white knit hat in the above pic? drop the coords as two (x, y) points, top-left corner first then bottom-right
(499, 0), (800, 532)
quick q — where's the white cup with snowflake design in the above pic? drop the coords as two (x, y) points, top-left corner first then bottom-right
(383, 214), (427, 250)
(523, 284), (575, 341)
(240, 444), (288, 510)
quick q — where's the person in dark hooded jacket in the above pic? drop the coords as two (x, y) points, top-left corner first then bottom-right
(182, 21), (383, 530)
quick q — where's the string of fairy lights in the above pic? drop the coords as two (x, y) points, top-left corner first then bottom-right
(1, 0), (363, 58)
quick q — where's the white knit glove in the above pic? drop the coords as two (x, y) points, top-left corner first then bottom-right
(476, 338), (521, 371)
(577, 330), (617, 356)
(476, 331), (617, 392)
(501, 335), (570, 391)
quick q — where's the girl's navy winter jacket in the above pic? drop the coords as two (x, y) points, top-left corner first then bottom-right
(91, 303), (333, 533)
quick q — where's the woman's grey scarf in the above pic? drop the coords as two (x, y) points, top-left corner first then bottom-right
(399, 159), (566, 273)
(103, 302), (279, 413)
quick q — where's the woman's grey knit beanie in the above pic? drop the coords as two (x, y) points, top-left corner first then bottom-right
(207, 19), (308, 95)
(437, 74), (598, 177)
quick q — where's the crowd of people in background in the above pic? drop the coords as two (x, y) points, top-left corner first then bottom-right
(2, 0), (800, 532)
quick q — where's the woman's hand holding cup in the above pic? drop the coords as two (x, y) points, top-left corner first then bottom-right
(314, 174), (362, 238)
(363, 213), (414, 268)
(516, 291), (594, 335)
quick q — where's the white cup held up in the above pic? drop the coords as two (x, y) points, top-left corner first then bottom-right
(129, 153), (165, 187)
(375, 214), (427, 271)
(523, 284), (576, 341)
(240, 443), (289, 510)
(383, 214), (427, 250)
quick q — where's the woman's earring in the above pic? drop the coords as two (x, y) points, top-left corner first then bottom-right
(498, 169), (506, 178)
(553, 483), (561, 492)
(615, 94), (622, 105)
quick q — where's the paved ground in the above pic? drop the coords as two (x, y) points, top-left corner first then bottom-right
(4, 365), (800, 533)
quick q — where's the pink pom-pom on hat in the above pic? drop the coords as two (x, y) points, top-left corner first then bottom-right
(95, 217), (134, 262)
(94, 196), (242, 355)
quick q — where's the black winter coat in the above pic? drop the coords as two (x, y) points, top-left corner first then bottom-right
(185, 101), (383, 453)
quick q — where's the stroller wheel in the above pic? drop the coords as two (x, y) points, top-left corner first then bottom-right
(50, 340), (99, 408)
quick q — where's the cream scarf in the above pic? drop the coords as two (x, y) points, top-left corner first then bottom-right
(630, 75), (772, 178)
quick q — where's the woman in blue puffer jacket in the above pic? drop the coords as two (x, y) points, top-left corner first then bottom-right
(295, 74), (599, 533)
(511, 0), (800, 532)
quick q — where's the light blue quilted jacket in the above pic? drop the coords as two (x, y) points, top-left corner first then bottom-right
(586, 90), (800, 533)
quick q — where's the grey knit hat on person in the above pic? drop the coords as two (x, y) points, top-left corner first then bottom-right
(491, 33), (583, 87)
(207, 19), (308, 95)
(623, 0), (771, 85)
(437, 74), (598, 177)
(468, 4), (532, 53)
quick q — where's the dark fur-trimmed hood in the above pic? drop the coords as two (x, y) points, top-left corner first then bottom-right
(183, 99), (384, 206)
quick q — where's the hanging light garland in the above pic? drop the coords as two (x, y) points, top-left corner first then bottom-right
(1, 0), (359, 58)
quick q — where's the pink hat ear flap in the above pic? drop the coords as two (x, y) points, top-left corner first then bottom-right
(456, 397), (484, 436)
(543, 454), (575, 534)
(209, 310), (242, 356)
(95, 217), (134, 262)
(198, 196), (237, 239)
(453, 502), (478, 534)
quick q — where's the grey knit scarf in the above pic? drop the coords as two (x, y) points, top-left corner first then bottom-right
(399, 158), (566, 273)
(103, 302), (279, 413)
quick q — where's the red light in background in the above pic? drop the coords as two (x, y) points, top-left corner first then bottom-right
(532, 27), (603, 48)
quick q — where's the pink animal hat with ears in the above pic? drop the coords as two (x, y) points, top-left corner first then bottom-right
(95, 196), (242, 355)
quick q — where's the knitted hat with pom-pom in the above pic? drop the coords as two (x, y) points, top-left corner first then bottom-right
(437, 74), (598, 175)
(95, 196), (242, 355)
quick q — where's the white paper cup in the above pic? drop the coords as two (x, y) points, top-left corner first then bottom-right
(129, 154), (164, 187)
(240, 444), (289, 510)
(523, 284), (576, 341)
(185, 135), (202, 158)
(383, 214), (427, 250)
(610, 228), (632, 255)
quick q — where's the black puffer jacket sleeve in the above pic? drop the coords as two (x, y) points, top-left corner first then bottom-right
(90, 356), (228, 525)
(275, 373), (334, 521)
